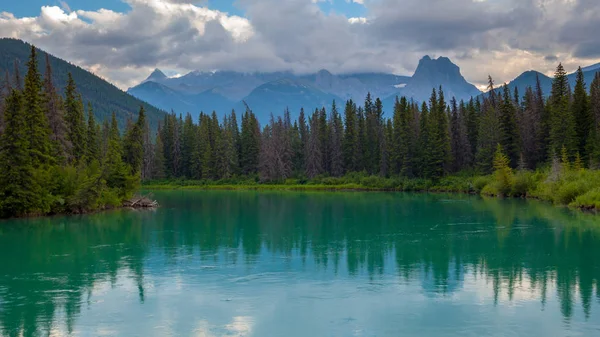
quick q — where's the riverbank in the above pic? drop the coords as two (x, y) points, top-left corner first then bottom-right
(143, 167), (600, 212)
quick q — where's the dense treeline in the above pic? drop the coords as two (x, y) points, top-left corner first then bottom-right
(145, 64), (600, 184)
(0, 46), (144, 218)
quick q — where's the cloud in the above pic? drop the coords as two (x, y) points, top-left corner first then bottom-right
(0, 0), (599, 90)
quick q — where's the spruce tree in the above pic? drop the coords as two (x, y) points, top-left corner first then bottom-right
(123, 106), (146, 174)
(240, 107), (260, 175)
(499, 85), (520, 167)
(572, 67), (591, 160)
(0, 89), (42, 217)
(466, 98), (480, 158)
(181, 113), (197, 178)
(342, 100), (357, 172)
(152, 128), (166, 179)
(23, 45), (52, 166)
(64, 73), (86, 163)
(43, 54), (70, 163)
(549, 63), (576, 159)
(393, 96), (416, 177)
(588, 73), (600, 167)
(476, 100), (501, 173)
(329, 101), (344, 177)
(86, 103), (99, 163)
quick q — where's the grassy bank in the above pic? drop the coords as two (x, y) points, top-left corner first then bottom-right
(143, 167), (600, 212)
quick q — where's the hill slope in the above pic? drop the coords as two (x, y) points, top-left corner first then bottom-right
(0, 38), (165, 128)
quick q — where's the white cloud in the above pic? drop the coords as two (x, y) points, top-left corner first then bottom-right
(0, 0), (599, 90)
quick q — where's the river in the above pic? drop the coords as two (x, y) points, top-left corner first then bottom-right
(1, 191), (599, 336)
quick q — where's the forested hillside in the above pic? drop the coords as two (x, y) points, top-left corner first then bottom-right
(0, 46), (144, 218)
(0, 38), (165, 128)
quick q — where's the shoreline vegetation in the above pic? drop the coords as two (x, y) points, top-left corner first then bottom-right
(143, 155), (600, 212)
(3, 44), (600, 218)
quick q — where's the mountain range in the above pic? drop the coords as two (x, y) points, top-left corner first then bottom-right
(129, 54), (600, 124)
(128, 55), (482, 123)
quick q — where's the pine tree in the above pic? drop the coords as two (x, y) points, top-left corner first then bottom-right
(329, 101), (344, 177)
(0, 89), (43, 217)
(123, 106), (146, 174)
(393, 96), (416, 176)
(588, 73), (600, 167)
(342, 100), (357, 172)
(240, 106), (260, 175)
(521, 87), (543, 169)
(499, 85), (520, 167)
(476, 100), (501, 173)
(306, 111), (323, 178)
(417, 102), (430, 176)
(493, 144), (513, 196)
(0, 72), (9, 135)
(64, 73), (86, 163)
(549, 63), (576, 159)
(23, 45), (52, 166)
(152, 128), (166, 179)
(181, 113), (197, 178)
(198, 113), (213, 179)
(42, 54), (70, 164)
(466, 98), (479, 159)
(103, 112), (133, 196)
(356, 107), (366, 172)
(86, 103), (99, 163)
(572, 67), (591, 160)
(450, 98), (472, 172)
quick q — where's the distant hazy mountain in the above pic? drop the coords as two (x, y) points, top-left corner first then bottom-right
(0, 38), (166, 129)
(127, 55), (481, 123)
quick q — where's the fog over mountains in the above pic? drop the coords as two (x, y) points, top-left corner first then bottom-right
(128, 55), (600, 124)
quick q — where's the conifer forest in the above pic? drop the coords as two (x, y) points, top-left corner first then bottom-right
(2, 46), (600, 218)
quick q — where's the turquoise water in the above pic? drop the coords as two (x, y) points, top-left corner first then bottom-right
(1, 191), (600, 336)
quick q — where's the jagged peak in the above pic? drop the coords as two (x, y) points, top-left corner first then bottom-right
(146, 68), (167, 82)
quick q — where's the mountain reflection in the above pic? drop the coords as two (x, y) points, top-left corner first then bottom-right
(1, 191), (599, 336)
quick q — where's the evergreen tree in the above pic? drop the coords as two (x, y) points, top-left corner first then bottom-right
(198, 113), (213, 179)
(450, 98), (471, 172)
(499, 85), (520, 167)
(86, 104), (99, 163)
(476, 99), (501, 173)
(342, 100), (357, 172)
(0, 89), (43, 217)
(152, 127), (166, 179)
(306, 111), (323, 178)
(573, 67), (591, 160)
(64, 73), (86, 163)
(393, 96), (416, 176)
(240, 107), (260, 175)
(123, 106), (146, 174)
(549, 63), (576, 159)
(181, 113), (197, 178)
(466, 98), (480, 158)
(42, 54), (70, 163)
(588, 73), (600, 167)
(329, 101), (344, 177)
(103, 112), (133, 196)
(23, 45), (52, 166)
(521, 87), (543, 169)
(356, 107), (366, 172)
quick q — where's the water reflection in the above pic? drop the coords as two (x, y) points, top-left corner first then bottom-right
(1, 191), (600, 336)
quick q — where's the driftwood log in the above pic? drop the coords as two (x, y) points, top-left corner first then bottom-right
(124, 195), (159, 208)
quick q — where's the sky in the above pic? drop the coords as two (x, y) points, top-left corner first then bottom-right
(1, 0), (599, 90)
